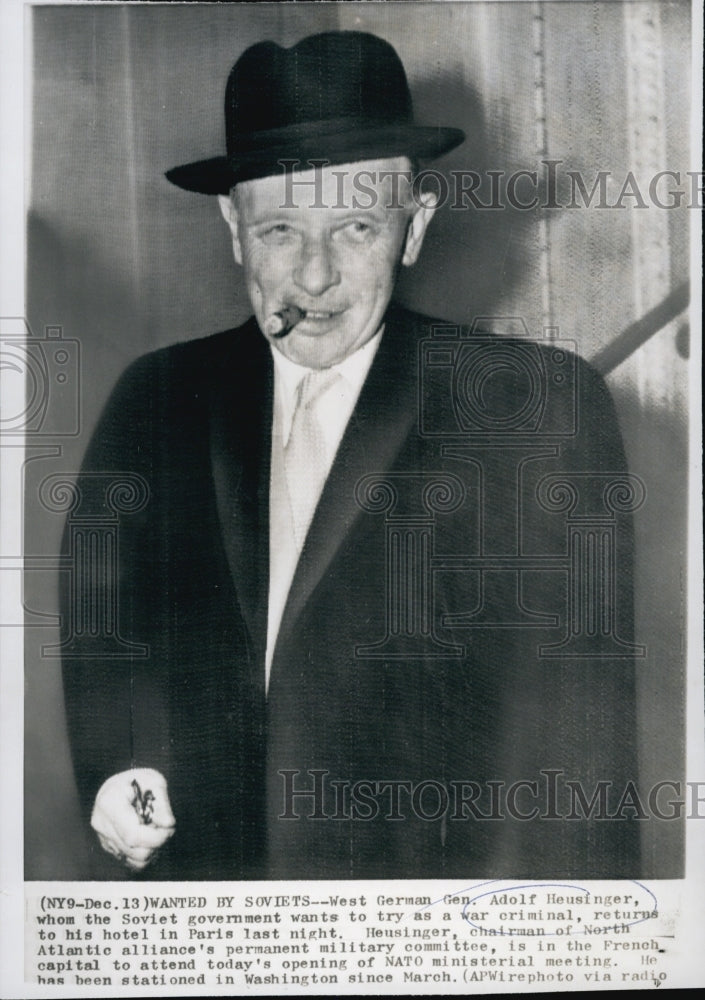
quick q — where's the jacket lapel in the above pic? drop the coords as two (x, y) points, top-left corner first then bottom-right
(208, 319), (273, 680)
(273, 304), (422, 663)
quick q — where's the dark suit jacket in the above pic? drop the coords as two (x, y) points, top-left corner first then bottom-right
(62, 303), (640, 879)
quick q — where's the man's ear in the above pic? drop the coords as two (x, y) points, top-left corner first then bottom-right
(401, 191), (437, 268)
(217, 193), (243, 266)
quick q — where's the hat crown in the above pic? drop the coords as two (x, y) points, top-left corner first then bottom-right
(165, 29), (465, 193)
(225, 31), (413, 150)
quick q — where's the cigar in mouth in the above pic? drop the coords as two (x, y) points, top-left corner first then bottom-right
(264, 306), (305, 338)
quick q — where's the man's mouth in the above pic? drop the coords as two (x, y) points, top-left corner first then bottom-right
(303, 310), (337, 321)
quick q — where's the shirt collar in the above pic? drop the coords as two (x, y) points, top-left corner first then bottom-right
(270, 326), (384, 445)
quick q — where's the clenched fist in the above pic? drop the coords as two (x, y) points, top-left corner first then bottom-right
(91, 769), (175, 871)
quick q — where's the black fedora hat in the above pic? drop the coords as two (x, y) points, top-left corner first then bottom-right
(165, 31), (465, 194)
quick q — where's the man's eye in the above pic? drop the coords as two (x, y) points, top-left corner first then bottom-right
(338, 220), (375, 242)
(260, 224), (295, 243)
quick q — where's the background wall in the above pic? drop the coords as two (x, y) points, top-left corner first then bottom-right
(24, 1), (691, 878)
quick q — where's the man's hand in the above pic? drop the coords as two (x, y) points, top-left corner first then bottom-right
(91, 769), (175, 871)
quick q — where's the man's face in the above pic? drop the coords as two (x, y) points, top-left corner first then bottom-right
(218, 157), (436, 368)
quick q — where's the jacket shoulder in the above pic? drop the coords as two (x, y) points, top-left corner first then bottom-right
(81, 317), (265, 469)
(119, 316), (263, 384)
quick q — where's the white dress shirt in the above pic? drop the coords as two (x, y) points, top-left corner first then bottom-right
(265, 329), (383, 689)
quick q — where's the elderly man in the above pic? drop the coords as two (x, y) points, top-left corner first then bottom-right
(62, 31), (639, 879)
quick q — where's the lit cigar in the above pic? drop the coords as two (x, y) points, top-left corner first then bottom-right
(264, 306), (305, 338)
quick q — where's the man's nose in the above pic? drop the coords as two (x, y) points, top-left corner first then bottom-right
(293, 236), (341, 297)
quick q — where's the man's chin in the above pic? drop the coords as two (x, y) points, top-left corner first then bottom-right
(271, 335), (347, 369)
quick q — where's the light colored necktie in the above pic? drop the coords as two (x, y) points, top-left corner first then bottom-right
(284, 369), (340, 552)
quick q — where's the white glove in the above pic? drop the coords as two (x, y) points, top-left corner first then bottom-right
(91, 768), (175, 871)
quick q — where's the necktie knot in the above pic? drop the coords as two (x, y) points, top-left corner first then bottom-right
(294, 368), (340, 416)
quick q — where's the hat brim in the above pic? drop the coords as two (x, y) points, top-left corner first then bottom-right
(165, 123), (465, 194)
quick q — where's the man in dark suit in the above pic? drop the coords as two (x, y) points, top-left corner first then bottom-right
(62, 31), (640, 880)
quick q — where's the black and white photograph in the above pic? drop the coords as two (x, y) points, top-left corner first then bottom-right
(1, 0), (702, 995)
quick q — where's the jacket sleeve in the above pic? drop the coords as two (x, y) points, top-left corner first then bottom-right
(60, 352), (174, 826)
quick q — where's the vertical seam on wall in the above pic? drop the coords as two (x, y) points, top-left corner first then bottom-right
(623, 2), (672, 405)
(532, 2), (553, 335)
(121, 7), (141, 309)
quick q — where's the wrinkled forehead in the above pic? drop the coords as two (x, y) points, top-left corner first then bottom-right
(233, 156), (416, 215)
